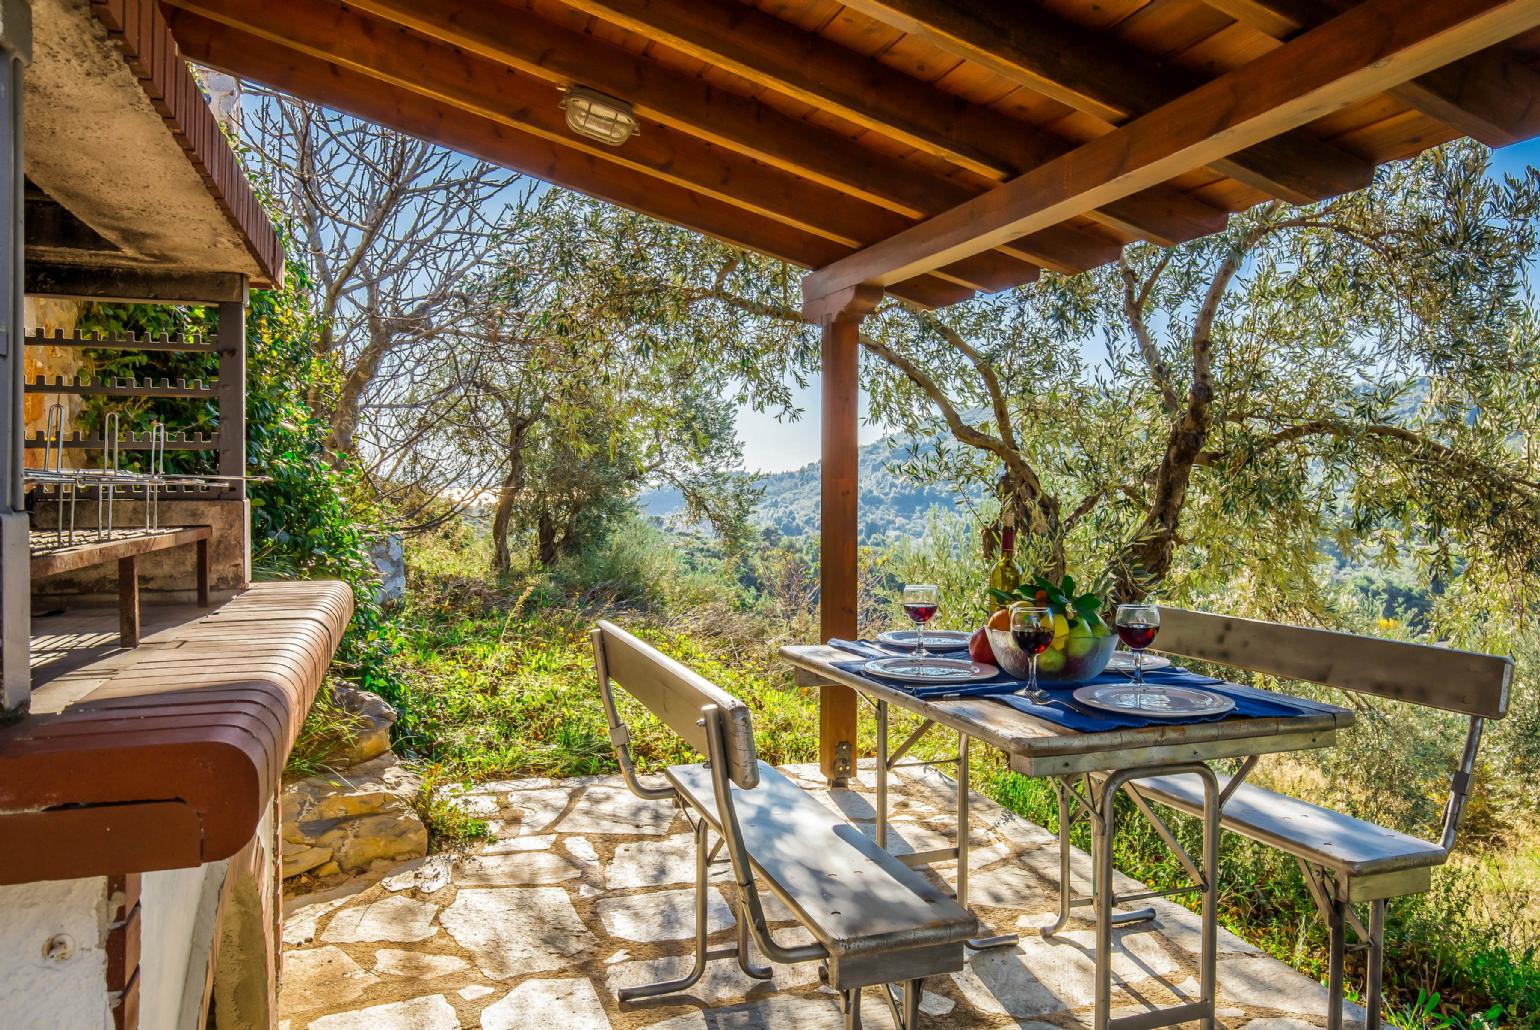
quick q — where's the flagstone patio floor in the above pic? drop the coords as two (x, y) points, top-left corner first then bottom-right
(278, 761), (1365, 1029)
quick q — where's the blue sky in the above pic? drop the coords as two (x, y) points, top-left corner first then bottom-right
(734, 138), (1540, 474)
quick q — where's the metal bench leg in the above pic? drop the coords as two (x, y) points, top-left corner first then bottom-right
(1326, 895), (1346, 1030)
(842, 984), (862, 1030)
(735, 899), (773, 981)
(619, 817), (712, 1001)
(880, 978), (923, 1030)
(1366, 899), (1386, 1030)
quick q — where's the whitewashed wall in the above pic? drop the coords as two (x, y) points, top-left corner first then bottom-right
(0, 875), (112, 1029)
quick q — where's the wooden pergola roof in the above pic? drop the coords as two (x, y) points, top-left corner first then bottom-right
(156, 0), (1540, 314)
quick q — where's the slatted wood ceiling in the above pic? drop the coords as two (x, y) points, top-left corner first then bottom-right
(156, 0), (1540, 308)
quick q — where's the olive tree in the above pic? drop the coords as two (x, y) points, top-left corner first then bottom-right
(857, 142), (1540, 612)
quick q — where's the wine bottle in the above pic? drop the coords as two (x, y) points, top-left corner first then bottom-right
(987, 514), (1022, 596)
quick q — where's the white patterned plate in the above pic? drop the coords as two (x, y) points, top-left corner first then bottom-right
(1105, 651), (1172, 672)
(863, 657), (997, 684)
(1071, 682), (1234, 719)
(875, 629), (972, 651)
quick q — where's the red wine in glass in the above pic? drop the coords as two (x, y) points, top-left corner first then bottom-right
(1011, 624), (1054, 656)
(901, 584), (940, 656)
(1009, 604), (1054, 697)
(1117, 624), (1159, 650)
(1114, 603), (1162, 685)
(903, 602), (939, 624)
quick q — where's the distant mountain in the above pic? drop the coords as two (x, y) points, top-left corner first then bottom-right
(641, 430), (980, 543)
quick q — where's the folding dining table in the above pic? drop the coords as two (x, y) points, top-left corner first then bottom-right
(779, 642), (1354, 1030)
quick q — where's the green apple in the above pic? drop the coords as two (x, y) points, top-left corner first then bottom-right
(1066, 632), (1099, 658)
(1036, 647), (1067, 673)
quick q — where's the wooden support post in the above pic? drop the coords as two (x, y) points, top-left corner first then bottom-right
(815, 285), (881, 785)
(118, 555), (139, 648)
(196, 538), (209, 608)
(216, 293), (247, 499)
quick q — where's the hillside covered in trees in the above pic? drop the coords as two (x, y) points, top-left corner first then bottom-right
(641, 429), (983, 542)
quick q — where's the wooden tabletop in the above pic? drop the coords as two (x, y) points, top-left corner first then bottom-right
(780, 644), (1354, 777)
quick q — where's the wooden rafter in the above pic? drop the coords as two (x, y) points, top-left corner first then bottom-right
(557, 0), (1058, 180)
(802, 0), (1540, 307)
(557, 0), (1238, 245)
(1203, 0), (1540, 146)
(162, 4), (1025, 297)
(163, 11), (977, 307)
(342, 0), (1226, 251)
(835, 0), (1373, 205)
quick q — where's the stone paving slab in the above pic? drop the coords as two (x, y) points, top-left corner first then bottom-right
(281, 765), (1364, 1029)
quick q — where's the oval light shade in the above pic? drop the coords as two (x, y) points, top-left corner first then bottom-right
(559, 86), (640, 147)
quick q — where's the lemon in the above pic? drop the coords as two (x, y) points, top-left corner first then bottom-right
(1051, 613), (1069, 649)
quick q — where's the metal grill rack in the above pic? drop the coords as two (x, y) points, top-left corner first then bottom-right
(22, 326), (246, 500)
(27, 405), (254, 546)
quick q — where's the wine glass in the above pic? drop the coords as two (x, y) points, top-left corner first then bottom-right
(901, 584), (940, 656)
(1114, 602), (1161, 685)
(1009, 603), (1054, 698)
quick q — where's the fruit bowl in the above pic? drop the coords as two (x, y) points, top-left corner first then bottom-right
(985, 624), (1117, 683)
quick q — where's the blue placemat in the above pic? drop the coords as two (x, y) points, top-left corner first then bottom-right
(825, 639), (1323, 732)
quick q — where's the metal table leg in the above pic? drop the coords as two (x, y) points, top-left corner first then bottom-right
(1085, 764), (1219, 1030)
(872, 707), (1015, 950)
(1044, 776), (1158, 937)
(956, 733), (1018, 950)
(876, 698), (888, 850)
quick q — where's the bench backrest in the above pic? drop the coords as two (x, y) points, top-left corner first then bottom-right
(593, 621), (760, 789)
(1156, 607), (1512, 719)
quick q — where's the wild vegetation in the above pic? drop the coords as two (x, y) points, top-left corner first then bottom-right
(187, 89), (1540, 1024)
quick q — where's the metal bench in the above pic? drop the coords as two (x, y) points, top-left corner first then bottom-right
(592, 621), (978, 1029)
(1125, 607), (1512, 1029)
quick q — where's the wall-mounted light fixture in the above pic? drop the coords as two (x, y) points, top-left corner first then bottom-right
(559, 85), (639, 147)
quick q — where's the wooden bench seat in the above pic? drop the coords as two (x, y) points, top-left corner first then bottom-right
(1143, 606), (1513, 1028)
(1132, 773), (1446, 891)
(669, 760), (975, 984)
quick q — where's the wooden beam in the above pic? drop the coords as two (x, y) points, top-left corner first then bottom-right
(167, 1), (884, 248)
(339, 0), (949, 217)
(165, 12), (974, 307)
(1198, 0), (1335, 40)
(343, 0), (1225, 250)
(561, 0), (1066, 181)
(166, 2), (1031, 295)
(803, 0), (1540, 306)
(817, 287), (880, 785)
(1393, 56), (1540, 147)
(838, 0), (1372, 205)
(1205, 0), (1540, 147)
(23, 264), (247, 303)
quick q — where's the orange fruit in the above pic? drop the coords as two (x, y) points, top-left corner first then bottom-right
(986, 608), (1011, 632)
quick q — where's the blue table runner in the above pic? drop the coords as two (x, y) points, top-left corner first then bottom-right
(825, 638), (1323, 732)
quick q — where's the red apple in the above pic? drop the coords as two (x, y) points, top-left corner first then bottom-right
(968, 627), (996, 665)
